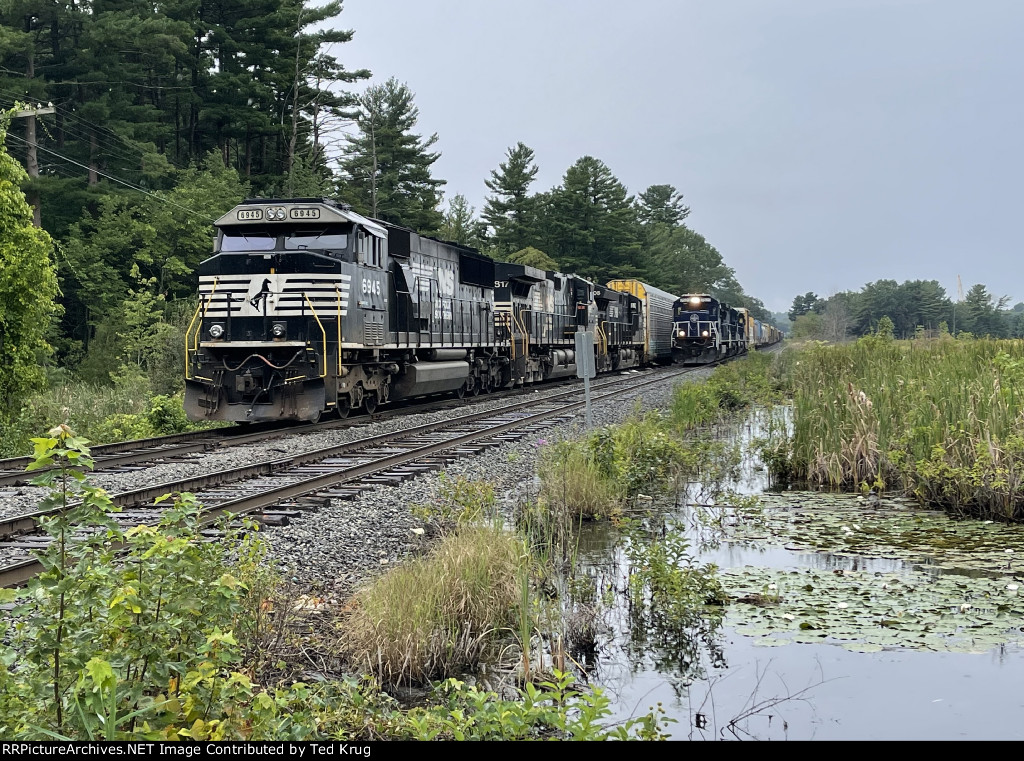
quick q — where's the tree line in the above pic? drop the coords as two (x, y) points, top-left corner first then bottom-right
(788, 280), (1024, 341)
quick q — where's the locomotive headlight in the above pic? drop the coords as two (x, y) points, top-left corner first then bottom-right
(271, 322), (287, 338)
(702, 330), (710, 337)
(208, 323), (225, 339)
(678, 330), (686, 338)
(690, 296), (701, 306)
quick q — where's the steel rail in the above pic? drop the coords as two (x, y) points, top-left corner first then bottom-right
(0, 364), (648, 487)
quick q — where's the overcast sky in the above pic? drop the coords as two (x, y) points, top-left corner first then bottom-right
(332, 0), (1023, 313)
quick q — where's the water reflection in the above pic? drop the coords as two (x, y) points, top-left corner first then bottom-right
(572, 407), (1024, 740)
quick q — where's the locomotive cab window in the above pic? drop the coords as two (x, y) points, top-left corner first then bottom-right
(284, 228), (350, 253)
(356, 231), (384, 268)
(372, 236), (384, 268)
(218, 228), (276, 252)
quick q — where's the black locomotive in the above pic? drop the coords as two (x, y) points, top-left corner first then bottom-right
(672, 293), (781, 365)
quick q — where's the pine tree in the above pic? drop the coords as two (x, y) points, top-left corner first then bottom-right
(482, 142), (539, 256)
(338, 77), (445, 232)
(646, 225), (732, 295)
(439, 194), (483, 247)
(537, 156), (640, 283)
(636, 184), (689, 227)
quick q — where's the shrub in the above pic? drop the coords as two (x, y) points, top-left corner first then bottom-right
(146, 395), (192, 434)
(0, 427), (328, 740)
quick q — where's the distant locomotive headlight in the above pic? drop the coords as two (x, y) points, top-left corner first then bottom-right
(702, 330), (710, 337)
(271, 322), (287, 338)
(678, 330), (686, 338)
(690, 296), (701, 305)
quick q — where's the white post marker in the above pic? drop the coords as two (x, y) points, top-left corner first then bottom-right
(574, 329), (596, 429)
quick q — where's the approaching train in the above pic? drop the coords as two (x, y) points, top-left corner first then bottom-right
(672, 293), (782, 365)
(184, 197), (777, 423)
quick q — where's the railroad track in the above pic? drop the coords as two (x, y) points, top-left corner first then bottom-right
(0, 362), (716, 587)
(0, 368), (642, 489)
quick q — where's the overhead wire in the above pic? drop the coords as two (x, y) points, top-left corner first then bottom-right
(0, 89), (163, 168)
(5, 132), (213, 222)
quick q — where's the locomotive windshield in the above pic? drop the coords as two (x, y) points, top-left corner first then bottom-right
(217, 224), (353, 253)
(284, 229), (349, 250)
(219, 229), (276, 251)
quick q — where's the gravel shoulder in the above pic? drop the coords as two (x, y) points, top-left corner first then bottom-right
(266, 366), (714, 596)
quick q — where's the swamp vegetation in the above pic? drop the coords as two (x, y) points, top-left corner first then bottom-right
(768, 335), (1024, 520)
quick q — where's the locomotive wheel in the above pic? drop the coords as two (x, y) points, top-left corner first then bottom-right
(337, 401), (350, 419)
(470, 378), (480, 396)
(455, 384), (466, 399)
(364, 391), (379, 415)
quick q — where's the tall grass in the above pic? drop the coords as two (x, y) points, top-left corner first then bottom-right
(669, 352), (782, 431)
(784, 336), (1024, 520)
(1, 376), (218, 457)
(339, 525), (530, 687)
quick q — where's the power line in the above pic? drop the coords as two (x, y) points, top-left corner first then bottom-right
(5, 133), (212, 222)
(0, 89), (159, 166)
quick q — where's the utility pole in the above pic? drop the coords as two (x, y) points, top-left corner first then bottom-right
(12, 103), (55, 228)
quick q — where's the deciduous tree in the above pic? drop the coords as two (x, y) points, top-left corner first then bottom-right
(0, 112), (58, 407)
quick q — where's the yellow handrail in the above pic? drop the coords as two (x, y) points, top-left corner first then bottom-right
(185, 278), (218, 380)
(335, 285), (343, 378)
(513, 309), (529, 357)
(303, 293), (328, 379)
(596, 321), (608, 355)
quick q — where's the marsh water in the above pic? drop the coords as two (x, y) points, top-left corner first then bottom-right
(578, 411), (1024, 740)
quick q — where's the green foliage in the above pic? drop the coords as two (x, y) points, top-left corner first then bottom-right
(788, 292), (822, 321)
(0, 110), (58, 409)
(59, 154), (247, 360)
(439, 193), (484, 247)
(339, 525), (530, 687)
(535, 156), (641, 284)
(670, 353), (781, 430)
(410, 473), (497, 530)
(589, 412), (688, 495)
(875, 315), (895, 341)
(0, 427), (328, 740)
(535, 438), (625, 526)
(785, 278), (1019, 341)
(635, 184), (689, 227)
(645, 224), (737, 298)
(782, 338), (1024, 519)
(791, 311), (825, 339)
(400, 672), (673, 740)
(0, 373), (207, 456)
(507, 246), (559, 270)
(619, 517), (725, 683)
